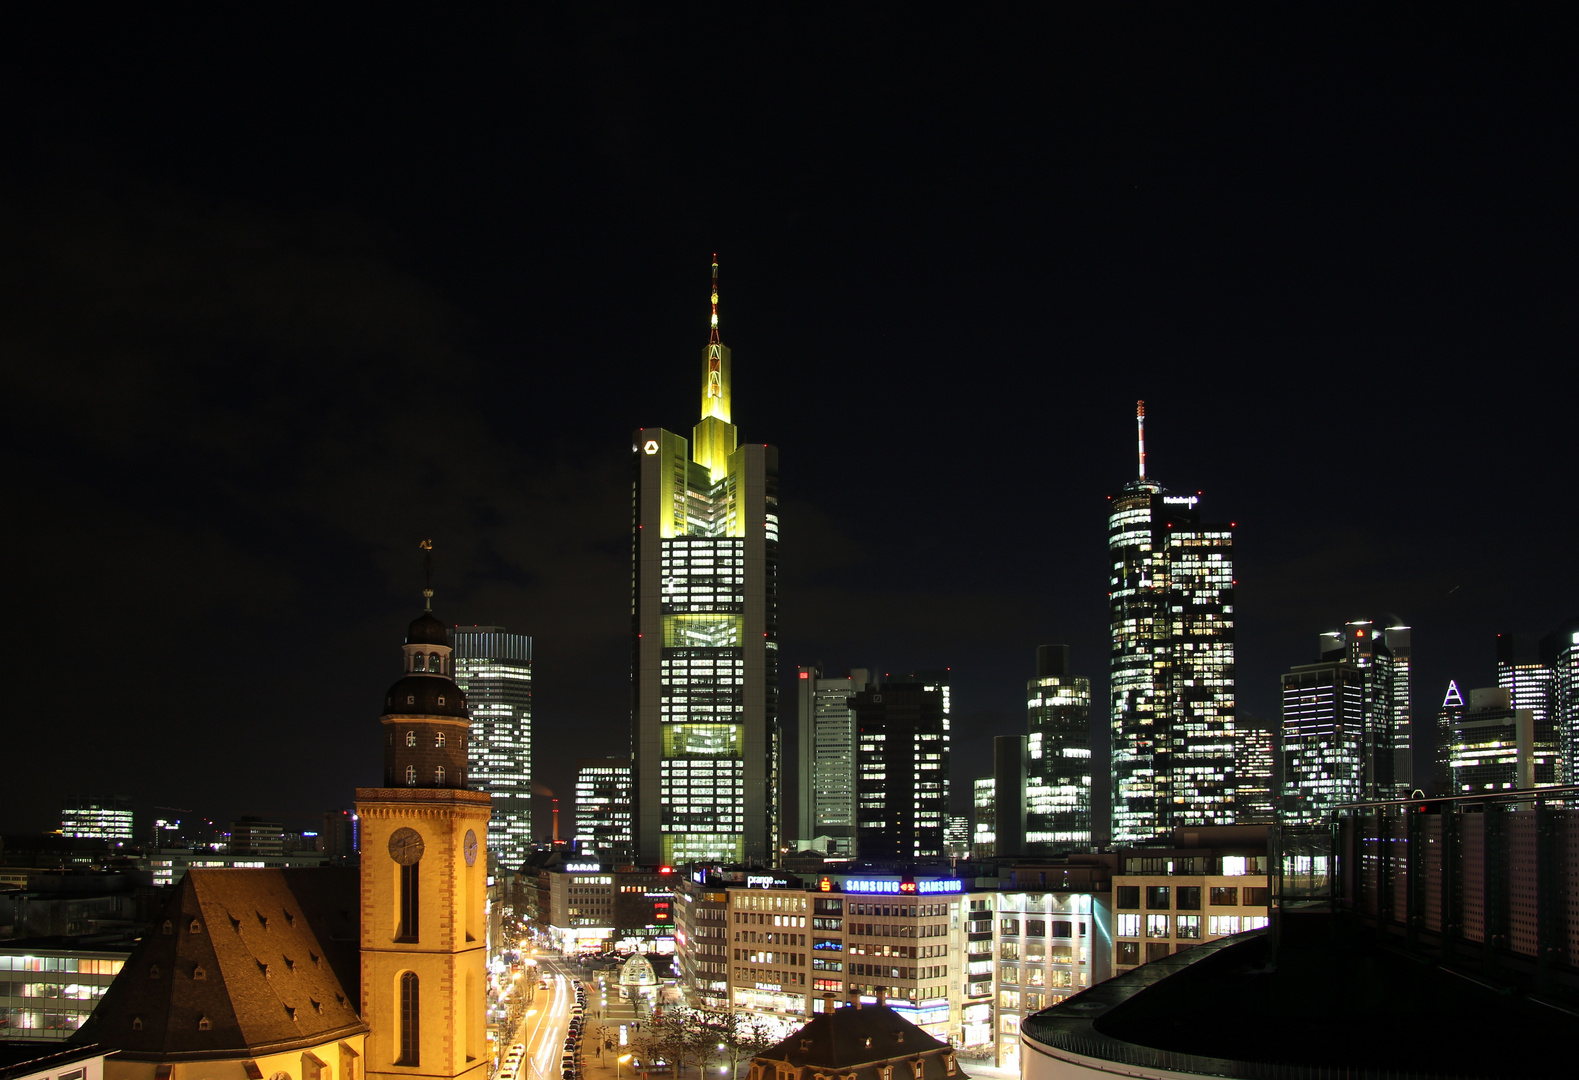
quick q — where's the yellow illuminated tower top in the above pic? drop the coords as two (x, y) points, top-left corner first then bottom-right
(692, 254), (738, 480)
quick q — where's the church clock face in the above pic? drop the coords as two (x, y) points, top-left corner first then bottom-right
(464, 829), (478, 866)
(388, 827), (425, 865)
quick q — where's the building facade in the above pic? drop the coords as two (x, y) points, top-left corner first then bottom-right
(852, 685), (950, 860)
(1233, 716), (1277, 824)
(796, 667), (873, 856)
(573, 757), (633, 861)
(1110, 834), (1270, 978)
(1281, 660), (1366, 824)
(1448, 686), (1559, 793)
(449, 625), (533, 870)
(0, 945), (127, 1041)
(1318, 619), (1413, 798)
(59, 798), (133, 843)
(1108, 402), (1236, 843)
(1024, 646), (1092, 854)
(631, 259), (779, 866)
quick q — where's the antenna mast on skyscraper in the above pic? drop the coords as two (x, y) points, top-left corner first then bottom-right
(709, 253), (720, 344)
(1136, 400), (1147, 480)
(419, 538), (434, 611)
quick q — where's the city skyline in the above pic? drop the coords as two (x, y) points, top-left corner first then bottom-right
(4, 10), (1576, 841)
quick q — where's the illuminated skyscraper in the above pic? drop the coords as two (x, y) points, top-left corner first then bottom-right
(573, 756), (632, 860)
(631, 258), (779, 865)
(852, 682), (949, 859)
(796, 665), (873, 856)
(1557, 622), (1579, 784)
(1281, 659), (1365, 824)
(1449, 687), (1560, 793)
(1108, 402), (1236, 843)
(449, 625), (533, 870)
(1234, 716), (1277, 824)
(1434, 680), (1466, 794)
(1024, 645), (1092, 853)
(1318, 619), (1412, 797)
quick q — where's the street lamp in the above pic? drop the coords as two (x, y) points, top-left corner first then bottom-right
(617, 1055), (632, 1080)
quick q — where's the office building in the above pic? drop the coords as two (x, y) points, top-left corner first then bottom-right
(59, 797), (133, 843)
(985, 887), (1109, 1071)
(720, 870), (967, 1042)
(1496, 622), (1579, 785)
(796, 666), (873, 856)
(852, 683), (949, 859)
(573, 756), (632, 861)
(0, 943), (125, 1040)
(1318, 619), (1412, 797)
(1281, 659), (1365, 823)
(1110, 827), (1271, 977)
(944, 816), (970, 859)
(673, 870), (733, 1008)
(1024, 645), (1092, 854)
(631, 258), (779, 865)
(227, 818), (284, 856)
(1108, 402), (1236, 843)
(449, 625), (533, 869)
(1449, 686), (1559, 793)
(1233, 716), (1276, 824)
(972, 778), (995, 858)
(1433, 680), (1466, 794)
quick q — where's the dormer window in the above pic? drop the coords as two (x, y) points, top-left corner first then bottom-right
(406, 695), (416, 705)
(405, 765), (417, 785)
(436, 732), (446, 748)
(406, 731), (417, 747)
(194, 966), (207, 981)
(198, 1016), (211, 1031)
(437, 696), (446, 706)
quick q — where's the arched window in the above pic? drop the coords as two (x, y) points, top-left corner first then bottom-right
(398, 971), (420, 1065)
(406, 731), (417, 747)
(412, 654), (425, 672)
(435, 732), (446, 748)
(405, 765), (416, 785)
(435, 766), (445, 785)
(429, 653), (442, 674)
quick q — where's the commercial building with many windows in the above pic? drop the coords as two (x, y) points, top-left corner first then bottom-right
(573, 756), (632, 861)
(631, 259), (779, 866)
(1023, 646), (1092, 854)
(852, 684), (950, 860)
(450, 625), (534, 870)
(1108, 403), (1236, 843)
(796, 667), (872, 856)
(1109, 828), (1270, 977)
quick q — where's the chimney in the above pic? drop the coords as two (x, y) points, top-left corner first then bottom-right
(552, 799), (560, 844)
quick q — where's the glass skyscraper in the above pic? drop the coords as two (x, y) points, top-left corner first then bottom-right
(449, 625), (533, 870)
(573, 756), (632, 861)
(1108, 402), (1236, 843)
(631, 258), (779, 865)
(1318, 619), (1412, 798)
(1024, 645), (1092, 853)
(1281, 659), (1365, 824)
(796, 665), (872, 856)
(851, 682), (949, 859)
(60, 795), (133, 841)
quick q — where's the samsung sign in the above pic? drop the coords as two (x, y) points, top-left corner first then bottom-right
(842, 878), (962, 895)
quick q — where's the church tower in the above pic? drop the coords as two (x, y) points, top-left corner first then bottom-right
(357, 588), (490, 1080)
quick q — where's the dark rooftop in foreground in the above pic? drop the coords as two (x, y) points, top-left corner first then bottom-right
(756, 1005), (964, 1080)
(1024, 906), (1579, 1079)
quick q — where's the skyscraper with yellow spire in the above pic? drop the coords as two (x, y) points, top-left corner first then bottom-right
(630, 257), (780, 865)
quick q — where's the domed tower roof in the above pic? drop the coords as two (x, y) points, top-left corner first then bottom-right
(406, 611), (449, 646)
(383, 673), (468, 719)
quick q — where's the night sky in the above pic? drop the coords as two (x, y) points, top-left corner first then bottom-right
(4, 9), (1575, 844)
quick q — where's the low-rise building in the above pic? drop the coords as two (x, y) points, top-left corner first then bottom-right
(1109, 827), (1270, 977)
(0, 944), (129, 1041)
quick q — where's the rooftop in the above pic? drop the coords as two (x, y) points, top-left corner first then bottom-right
(1023, 907), (1579, 1078)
